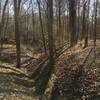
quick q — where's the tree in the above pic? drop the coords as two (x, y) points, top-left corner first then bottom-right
(47, 0), (54, 66)
(0, 0), (8, 48)
(57, 0), (62, 45)
(14, 0), (21, 68)
(0, 0), (1, 14)
(94, 0), (98, 46)
(76, 0), (81, 39)
(81, 0), (86, 42)
(84, 0), (90, 48)
(37, 0), (47, 53)
(35, 0), (54, 95)
(68, 0), (77, 46)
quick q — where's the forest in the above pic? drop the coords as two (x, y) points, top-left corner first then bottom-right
(0, 0), (100, 100)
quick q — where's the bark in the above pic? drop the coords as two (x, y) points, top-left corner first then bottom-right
(84, 0), (90, 48)
(0, 0), (1, 14)
(77, 0), (80, 40)
(35, 0), (54, 95)
(32, 5), (35, 43)
(58, 0), (61, 45)
(3, 5), (9, 37)
(14, 0), (21, 68)
(37, 0), (47, 53)
(0, 0), (8, 48)
(94, 0), (98, 46)
(68, 0), (77, 46)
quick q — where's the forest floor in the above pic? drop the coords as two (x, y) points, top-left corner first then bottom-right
(0, 44), (43, 100)
(0, 40), (99, 100)
(44, 40), (100, 100)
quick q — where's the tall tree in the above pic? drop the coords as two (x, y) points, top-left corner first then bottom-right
(0, 0), (1, 14)
(0, 0), (8, 48)
(37, 0), (47, 53)
(84, 0), (90, 48)
(14, 0), (21, 68)
(58, 0), (62, 45)
(35, 0), (54, 95)
(94, 0), (98, 46)
(68, 0), (77, 46)
(77, 0), (80, 39)
(31, 1), (35, 43)
(81, 0), (86, 42)
(47, 0), (54, 65)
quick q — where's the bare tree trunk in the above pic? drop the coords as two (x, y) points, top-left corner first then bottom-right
(0, 0), (1, 14)
(91, 14), (94, 39)
(77, 0), (80, 40)
(68, 0), (76, 46)
(0, 0), (8, 48)
(66, 2), (69, 40)
(37, 0), (47, 53)
(35, 0), (54, 95)
(81, 0), (86, 42)
(84, 0), (90, 48)
(47, 0), (54, 65)
(58, 0), (61, 46)
(94, 0), (98, 46)
(14, 0), (21, 68)
(3, 4), (9, 38)
(32, 5), (35, 43)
